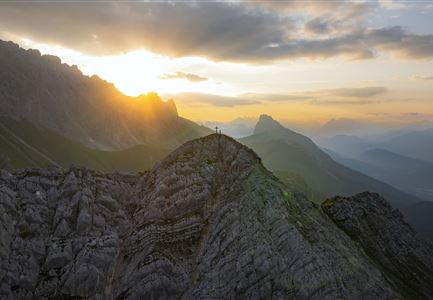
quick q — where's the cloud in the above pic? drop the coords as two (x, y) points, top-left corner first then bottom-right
(243, 0), (370, 17)
(165, 93), (260, 107)
(160, 72), (208, 82)
(368, 112), (391, 116)
(0, 1), (432, 62)
(310, 99), (387, 105)
(325, 86), (388, 98)
(378, 0), (406, 10)
(165, 85), (389, 107)
(412, 75), (433, 81)
(305, 18), (333, 35)
(0, 1), (294, 61)
(240, 87), (388, 105)
(307, 86), (388, 105)
(241, 93), (314, 102)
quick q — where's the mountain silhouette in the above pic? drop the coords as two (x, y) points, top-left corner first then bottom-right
(0, 40), (210, 150)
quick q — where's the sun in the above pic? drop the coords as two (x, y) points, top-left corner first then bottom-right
(15, 36), (233, 97)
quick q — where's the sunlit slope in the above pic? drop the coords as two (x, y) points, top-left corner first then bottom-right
(0, 117), (170, 172)
(240, 115), (419, 208)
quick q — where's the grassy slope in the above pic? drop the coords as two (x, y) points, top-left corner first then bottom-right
(273, 170), (325, 204)
(240, 127), (420, 208)
(0, 117), (171, 172)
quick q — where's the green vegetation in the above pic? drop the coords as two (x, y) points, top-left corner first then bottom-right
(0, 117), (171, 172)
(274, 170), (325, 204)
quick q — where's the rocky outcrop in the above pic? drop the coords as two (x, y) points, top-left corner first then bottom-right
(0, 167), (136, 299)
(0, 134), (431, 299)
(322, 192), (433, 299)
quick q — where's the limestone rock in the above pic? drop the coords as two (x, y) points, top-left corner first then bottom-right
(322, 192), (433, 298)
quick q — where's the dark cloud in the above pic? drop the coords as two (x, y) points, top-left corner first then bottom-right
(0, 1), (293, 61)
(305, 18), (333, 34)
(164, 93), (260, 107)
(0, 1), (432, 62)
(160, 72), (208, 82)
(365, 26), (433, 59)
(242, 0), (370, 17)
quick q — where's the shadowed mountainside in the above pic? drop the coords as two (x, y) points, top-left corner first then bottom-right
(0, 40), (211, 150)
(0, 117), (171, 172)
(323, 192), (433, 299)
(326, 148), (433, 202)
(1, 134), (432, 299)
(380, 128), (433, 163)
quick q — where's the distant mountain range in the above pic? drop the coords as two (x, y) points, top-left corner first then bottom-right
(317, 117), (433, 138)
(325, 148), (433, 201)
(318, 118), (388, 137)
(240, 115), (419, 208)
(318, 128), (433, 163)
(380, 128), (433, 163)
(0, 40), (210, 151)
(202, 118), (256, 138)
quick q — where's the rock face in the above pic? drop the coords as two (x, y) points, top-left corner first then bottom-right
(322, 192), (433, 299)
(0, 134), (432, 299)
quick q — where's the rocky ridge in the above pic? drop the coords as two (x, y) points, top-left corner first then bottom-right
(322, 192), (433, 299)
(0, 134), (432, 299)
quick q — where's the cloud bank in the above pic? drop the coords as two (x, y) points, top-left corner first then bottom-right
(0, 1), (432, 63)
(165, 93), (261, 107)
(167, 85), (390, 107)
(325, 87), (388, 98)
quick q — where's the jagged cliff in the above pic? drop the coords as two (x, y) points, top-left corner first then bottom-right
(322, 192), (433, 299)
(0, 40), (210, 150)
(1, 134), (432, 299)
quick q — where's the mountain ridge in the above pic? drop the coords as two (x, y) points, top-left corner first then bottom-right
(0, 39), (211, 150)
(1, 134), (432, 299)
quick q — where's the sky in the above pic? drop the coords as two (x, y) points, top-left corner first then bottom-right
(0, 0), (432, 125)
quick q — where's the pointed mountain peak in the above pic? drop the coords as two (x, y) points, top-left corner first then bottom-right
(253, 114), (285, 134)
